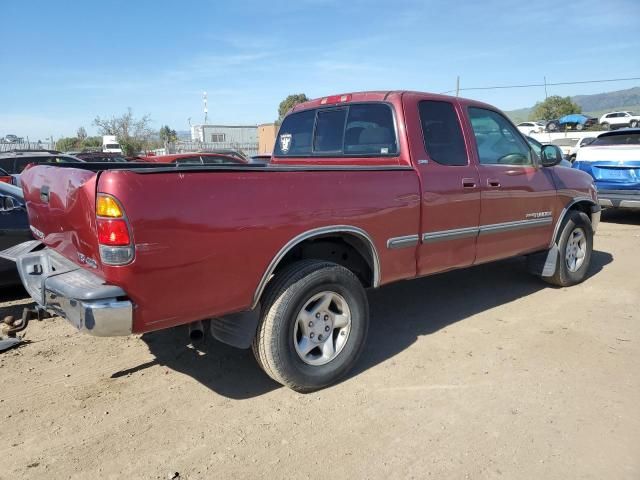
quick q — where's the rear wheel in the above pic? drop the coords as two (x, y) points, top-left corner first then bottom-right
(544, 210), (593, 287)
(630, 120), (638, 128)
(252, 260), (369, 392)
(576, 123), (584, 131)
(601, 122), (610, 130)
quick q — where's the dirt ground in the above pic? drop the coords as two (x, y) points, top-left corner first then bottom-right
(0, 210), (638, 480)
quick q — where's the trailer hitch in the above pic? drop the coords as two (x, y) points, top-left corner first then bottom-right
(2, 306), (51, 338)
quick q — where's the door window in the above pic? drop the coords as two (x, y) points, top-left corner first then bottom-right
(418, 100), (468, 166)
(468, 108), (532, 166)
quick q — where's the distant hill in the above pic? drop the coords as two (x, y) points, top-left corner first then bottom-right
(505, 86), (640, 122)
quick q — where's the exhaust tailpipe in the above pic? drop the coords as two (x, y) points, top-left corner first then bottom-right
(188, 320), (204, 341)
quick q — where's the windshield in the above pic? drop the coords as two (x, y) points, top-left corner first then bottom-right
(591, 132), (640, 146)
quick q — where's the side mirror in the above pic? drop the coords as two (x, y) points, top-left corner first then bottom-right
(540, 144), (563, 167)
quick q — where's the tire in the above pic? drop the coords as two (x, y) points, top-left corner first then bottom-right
(544, 210), (593, 287)
(601, 122), (610, 130)
(252, 259), (369, 392)
(547, 122), (558, 132)
(576, 123), (584, 131)
(630, 120), (638, 128)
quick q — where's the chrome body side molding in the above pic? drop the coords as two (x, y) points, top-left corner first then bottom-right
(252, 225), (381, 308)
(387, 234), (420, 249)
(479, 217), (552, 236)
(422, 226), (479, 243)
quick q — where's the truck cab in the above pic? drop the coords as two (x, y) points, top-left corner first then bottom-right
(102, 135), (123, 153)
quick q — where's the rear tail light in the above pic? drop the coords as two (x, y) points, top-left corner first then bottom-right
(96, 193), (134, 265)
(320, 94), (352, 105)
(0, 176), (12, 184)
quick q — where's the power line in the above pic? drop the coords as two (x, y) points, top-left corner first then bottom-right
(440, 76), (640, 95)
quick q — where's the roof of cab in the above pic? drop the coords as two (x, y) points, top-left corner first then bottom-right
(289, 90), (499, 114)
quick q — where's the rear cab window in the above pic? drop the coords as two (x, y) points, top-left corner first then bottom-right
(274, 103), (398, 158)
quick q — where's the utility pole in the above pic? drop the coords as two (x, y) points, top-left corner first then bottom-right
(455, 76), (460, 97)
(203, 91), (208, 124)
(543, 76), (548, 99)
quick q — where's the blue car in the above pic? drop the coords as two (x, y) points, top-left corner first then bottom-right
(546, 114), (598, 132)
(573, 129), (640, 209)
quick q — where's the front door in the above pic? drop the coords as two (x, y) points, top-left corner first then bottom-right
(464, 107), (557, 264)
(403, 94), (481, 276)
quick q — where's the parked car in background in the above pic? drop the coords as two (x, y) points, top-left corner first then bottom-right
(0, 182), (32, 287)
(517, 121), (545, 135)
(2, 134), (20, 144)
(546, 114), (598, 132)
(140, 151), (249, 165)
(0, 151), (83, 175)
(0, 167), (14, 184)
(526, 136), (571, 167)
(2, 91), (599, 392)
(573, 128), (640, 209)
(74, 151), (128, 163)
(599, 111), (640, 130)
(550, 137), (596, 162)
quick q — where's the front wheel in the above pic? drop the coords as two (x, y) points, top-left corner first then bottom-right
(601, 122), (610, 130)
(252, 260), (369, 392)
(630, 120), (638, 128)
(544, 211), (593, 287)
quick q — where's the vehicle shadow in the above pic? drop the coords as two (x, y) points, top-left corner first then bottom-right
(601, 209), (640, 225)
(141, 250), (613, 399)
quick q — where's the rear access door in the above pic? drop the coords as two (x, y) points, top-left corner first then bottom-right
(402, 93), (481, 276)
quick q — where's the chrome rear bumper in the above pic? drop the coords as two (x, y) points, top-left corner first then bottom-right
(2, 242), (133, 336)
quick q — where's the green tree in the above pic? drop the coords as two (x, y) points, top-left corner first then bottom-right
(159, 125), (178, 145)
(93, 108), (154, 156)
(530, 95), (581, 120)
(56, 137), (79, 152)
(277, 93), (309, 123)
(77, 126), (87, 141)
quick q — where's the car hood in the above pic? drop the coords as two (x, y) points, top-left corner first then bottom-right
(576, 145), (640, 163)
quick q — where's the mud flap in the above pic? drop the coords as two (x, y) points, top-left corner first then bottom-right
(527, 244), (559, 278)
(210, 306), (260, 349)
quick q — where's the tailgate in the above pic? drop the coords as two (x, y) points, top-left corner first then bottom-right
(20, 165), (102, 272)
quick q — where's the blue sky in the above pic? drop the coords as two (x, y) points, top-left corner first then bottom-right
(1, 0), (639, 140)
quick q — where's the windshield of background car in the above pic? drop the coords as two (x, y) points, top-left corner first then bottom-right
(274, 103), (398, 157)
(105, 144), (120, 149)
(591, 132), (640, 146)
(551, 138), (580, 147)
(14, 155), (81, 173)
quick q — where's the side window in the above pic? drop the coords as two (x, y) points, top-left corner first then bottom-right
(313, 109), (347, 153)
(468, 107), (532, 166)
(275, 103), (398, 157)
(175, 156), (203, 165)
(418, 100), (468, 166)
(344, 104), (397, 155)
(274, 109), (315, 156)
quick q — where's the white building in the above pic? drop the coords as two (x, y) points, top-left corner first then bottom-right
(191, 124), (258, 145)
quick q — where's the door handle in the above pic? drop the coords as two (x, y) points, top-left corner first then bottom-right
(487, 178), (501, 188)
(462, 178), (477, 188)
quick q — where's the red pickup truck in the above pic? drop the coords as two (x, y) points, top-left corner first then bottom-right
(3, 91), (600, 392)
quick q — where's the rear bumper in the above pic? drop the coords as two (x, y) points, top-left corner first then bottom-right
(5, 242), (133, 336)
(598, 189), (640, 209)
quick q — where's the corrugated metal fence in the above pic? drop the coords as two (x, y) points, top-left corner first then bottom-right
(0, 142), (56, 152)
